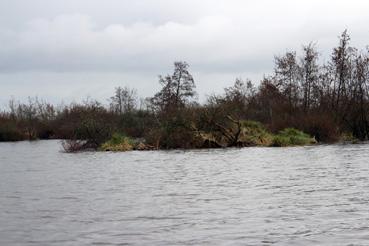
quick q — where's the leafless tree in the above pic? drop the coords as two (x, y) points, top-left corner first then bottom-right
(150, 61), (196, 112)
(274, 51), (300, 111)
(109, 86), (137, 114)
(300, 43), (319, 111)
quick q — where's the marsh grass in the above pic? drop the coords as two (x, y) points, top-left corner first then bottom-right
(239, 120), (273, 146)
(100, 133), (134, 151)
(272, 128), (316, 147)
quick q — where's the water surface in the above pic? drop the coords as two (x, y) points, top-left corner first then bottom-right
(1, 140), (369, 245)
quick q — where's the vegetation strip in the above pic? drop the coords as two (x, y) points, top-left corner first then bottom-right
(1, 31), (367, 151)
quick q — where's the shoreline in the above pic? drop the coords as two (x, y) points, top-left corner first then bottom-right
(1, 138), (366, 152)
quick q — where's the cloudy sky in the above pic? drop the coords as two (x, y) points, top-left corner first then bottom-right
(0, 0), (369, 106)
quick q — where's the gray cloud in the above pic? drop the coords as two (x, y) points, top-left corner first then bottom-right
(0, 0), (369, 105)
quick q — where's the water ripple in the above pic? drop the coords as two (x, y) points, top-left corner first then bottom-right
(1, 141), (369, 245)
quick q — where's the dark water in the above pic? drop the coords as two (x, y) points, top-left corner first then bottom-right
(1, 141), (369, 245)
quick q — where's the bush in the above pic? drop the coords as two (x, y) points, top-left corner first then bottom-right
(100, 133), (134, 151)
(238, 120), (273, 146)
(144, 108), (200, 149)
(61, 139), (89, 153)
(270, 112), (340, 143)
(339, 132), (360, 144)
(118, 111), (156, 138)
(55, 103), (116, 147)
(302, 113), (339, 143)
(0, 121), (23, 141)
(272, 128), (316, 147)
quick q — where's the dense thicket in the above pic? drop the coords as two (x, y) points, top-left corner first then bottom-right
(1, 31), (368, 149)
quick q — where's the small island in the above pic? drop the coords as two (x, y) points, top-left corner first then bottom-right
(0, 31), (367, 152)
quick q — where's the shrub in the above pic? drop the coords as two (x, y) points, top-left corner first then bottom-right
(339, 132), (360, 144)
(61, 139), (88, 153)
(272, 128), (316, 147)
(55, 103), (116, 147)
(0, 121), (23, 141)
(302, 113), (339, 143)
(100, 133), (134, 151)
(238, 120), (273, 146)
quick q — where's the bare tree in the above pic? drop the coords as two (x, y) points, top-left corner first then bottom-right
(274, 51), (300, 111)
(110, 86), (137, 114)
(300, 43), (319, 111)
(331, 30), (356, 110)
(150, 61), (196, 112)
(224, 78), (256, 105)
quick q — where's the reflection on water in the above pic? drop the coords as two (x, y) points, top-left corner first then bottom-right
(1, 140), (369, 245)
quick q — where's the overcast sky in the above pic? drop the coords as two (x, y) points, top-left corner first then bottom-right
(1, 0), (369, 106)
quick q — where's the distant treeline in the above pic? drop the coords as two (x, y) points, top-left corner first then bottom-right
(1, 30), (368, 150)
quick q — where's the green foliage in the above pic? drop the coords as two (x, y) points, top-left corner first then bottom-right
(272, 128), (316, 147)
(238, 120), (273, 146)
(100, 133), (134, 151)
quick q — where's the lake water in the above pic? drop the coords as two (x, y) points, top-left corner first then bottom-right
(1, 140), (369, 245)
